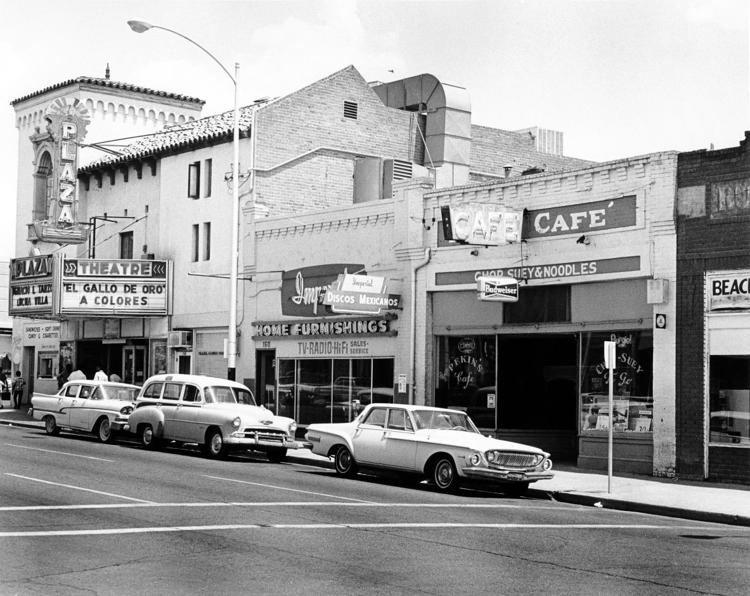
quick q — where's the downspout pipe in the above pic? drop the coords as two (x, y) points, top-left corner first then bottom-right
(409, 247), (432, 404)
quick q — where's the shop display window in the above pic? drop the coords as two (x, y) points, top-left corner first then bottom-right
(275, 358), (394, 426)
(435, 336), (496, 428)
(709, 355), (750, 446)
(580, 331), (653, 433)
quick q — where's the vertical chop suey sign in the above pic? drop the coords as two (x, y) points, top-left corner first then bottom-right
(60, 259), (170, 316)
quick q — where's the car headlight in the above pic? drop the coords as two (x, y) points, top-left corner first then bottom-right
(119, 405), (133, 416)
(542, 457), (553, 471)
(486, 450), (497, 463)
(468, 453), (482, 466)
(288, 421), (297, 436)
(232, 417), (241, 429)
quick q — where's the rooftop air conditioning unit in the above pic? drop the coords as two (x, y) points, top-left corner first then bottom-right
(383, 159), (430, 198)
(167, 330), (192, 349)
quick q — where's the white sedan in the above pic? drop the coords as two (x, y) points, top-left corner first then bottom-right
(31, 381), (140, 443)
(306, 403), (553, 494)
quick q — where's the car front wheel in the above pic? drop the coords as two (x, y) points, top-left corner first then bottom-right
(44, 415), (60, 436)
(204, 429), (228, 459)
(431, 456), (459, 492)
(267, 447), (287, 463)
(334, 445), (358, 477)
(140, 424), (160, 450)
(96, 417), (114, 443)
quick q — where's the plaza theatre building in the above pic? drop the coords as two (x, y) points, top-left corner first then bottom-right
(414, 153), (679, 475)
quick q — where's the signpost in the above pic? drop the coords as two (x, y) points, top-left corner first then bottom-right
(604, 340), (616, 493)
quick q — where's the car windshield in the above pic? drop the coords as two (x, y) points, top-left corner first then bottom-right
(204, 386), (256, 405)
(95, 385), (139, 401)
(412, 409), (479, 433)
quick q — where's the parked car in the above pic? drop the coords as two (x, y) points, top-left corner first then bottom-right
(31, 380), (140, 443)
(125, 374), (308, 461)
(306, 403), (553, 494)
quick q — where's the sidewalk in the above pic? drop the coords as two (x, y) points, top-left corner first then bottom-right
(2, 407), (748, 527)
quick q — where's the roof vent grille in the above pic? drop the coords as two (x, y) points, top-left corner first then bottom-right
(343, 101), (358, 120)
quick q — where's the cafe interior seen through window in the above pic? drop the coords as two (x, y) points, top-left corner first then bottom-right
(435, 331), (653, 433)
(709, 355), (750, 446)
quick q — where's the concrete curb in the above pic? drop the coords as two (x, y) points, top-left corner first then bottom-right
(528, 488), (750, 527)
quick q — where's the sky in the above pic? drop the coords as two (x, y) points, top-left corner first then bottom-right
(1, 0), (748, 260)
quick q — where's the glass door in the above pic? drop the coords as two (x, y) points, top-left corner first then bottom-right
(122, 346), (147, 386)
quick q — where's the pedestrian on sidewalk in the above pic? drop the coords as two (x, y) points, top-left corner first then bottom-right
(68, 366), (86, 381)
(94, 366), (108, 382)
(0, 373), (8, 409)
(12, 371), (25, 409)
(57, 364), (72, 388)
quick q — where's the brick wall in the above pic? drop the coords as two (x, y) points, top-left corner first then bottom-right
(676, 132), (750, 482)
(255, 66), (414, 215)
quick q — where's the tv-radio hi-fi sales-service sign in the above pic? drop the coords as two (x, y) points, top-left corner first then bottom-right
(59, 259), (171, 317)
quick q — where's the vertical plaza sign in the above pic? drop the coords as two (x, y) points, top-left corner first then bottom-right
(60, 259), (171, 317)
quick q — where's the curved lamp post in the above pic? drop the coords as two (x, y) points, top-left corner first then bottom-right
(128, 20), (241, 381)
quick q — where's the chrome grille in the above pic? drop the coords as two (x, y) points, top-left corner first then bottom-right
(487, 451), (543, 469)
(243, 429), (286, 443)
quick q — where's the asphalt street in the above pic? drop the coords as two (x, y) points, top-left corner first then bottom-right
(1, 423), (748, 595)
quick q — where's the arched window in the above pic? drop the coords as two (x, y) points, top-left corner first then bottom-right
(33, 150), (53, 221)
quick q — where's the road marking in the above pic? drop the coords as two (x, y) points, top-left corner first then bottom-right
(0, 522), (725, 538)
(4, 474), (155, 504)
(0, 501), (567, 512)
(203, 475), (376, 503)
(4, 444), (114, 462)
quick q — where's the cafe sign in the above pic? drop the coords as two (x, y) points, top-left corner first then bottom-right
(59, 258), (170, 317)
(9, 256), (55, 317)
(706, 270), (750, 311)
(523, 195), (636, 239)
(440, 204), (522, 245)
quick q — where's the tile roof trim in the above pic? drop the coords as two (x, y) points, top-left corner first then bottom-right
(10, 76), (205, 107)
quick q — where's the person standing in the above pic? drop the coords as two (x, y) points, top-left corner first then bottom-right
(94, 366), (108, 382)
(0, 373), (8, 409)
(12, 371), (25, 409)
(68, 366), (86, 381)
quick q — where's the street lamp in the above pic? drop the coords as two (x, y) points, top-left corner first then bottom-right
(128, 20), (241, 381)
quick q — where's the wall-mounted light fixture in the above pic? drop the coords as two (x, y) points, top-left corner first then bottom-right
(503, 164), (513, 178)
(576, 235), (591, 246)
(470, 248), (479, 256)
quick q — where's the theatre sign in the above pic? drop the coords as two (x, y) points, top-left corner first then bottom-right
(8, 256), (172, 319)
(60, 259), (171, 317)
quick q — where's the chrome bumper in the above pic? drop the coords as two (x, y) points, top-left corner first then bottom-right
(227, 433), (311, 450)
(461, 467), (554, 483)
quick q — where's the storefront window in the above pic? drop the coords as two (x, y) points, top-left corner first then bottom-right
(580, 331), (653, 433)
(276, 358), (394, 426)
(37, 352), (58, 379)
(709, 356), (750, 446)
(435, 336), (496, 427)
